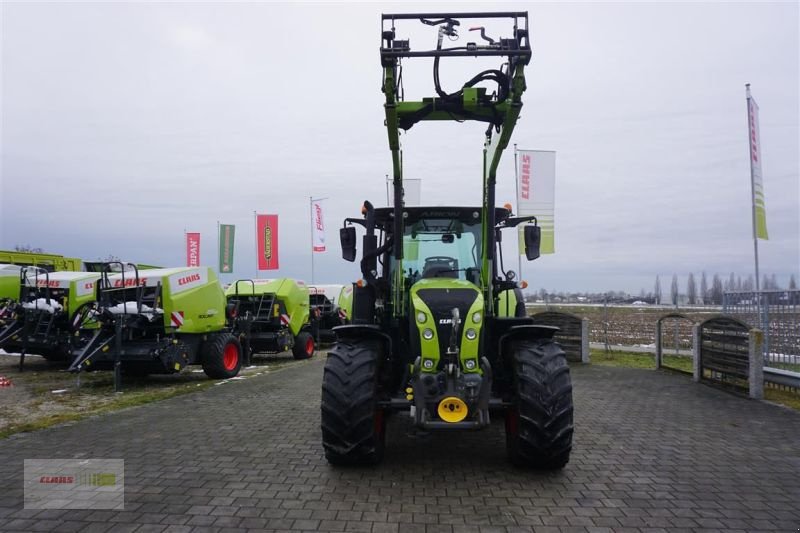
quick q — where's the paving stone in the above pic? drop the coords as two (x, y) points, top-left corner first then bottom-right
(0, 362), (797, 533)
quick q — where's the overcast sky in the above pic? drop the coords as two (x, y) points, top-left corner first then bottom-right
(1, 1), (798, 293)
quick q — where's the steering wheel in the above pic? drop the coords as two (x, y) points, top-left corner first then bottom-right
(422, 256), (459, 278)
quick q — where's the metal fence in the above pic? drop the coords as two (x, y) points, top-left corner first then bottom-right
(723, 290), (800, 373)
(530, 311), (589, 363)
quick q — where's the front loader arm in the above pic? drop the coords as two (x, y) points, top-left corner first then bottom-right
(380, 12), (531, 316)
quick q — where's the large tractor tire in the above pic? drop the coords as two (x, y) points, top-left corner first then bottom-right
(321, 339), (385, 465)
(292, 331), (315, 360)
(201, 333), (243, 379)
(506, 338), (573, 469)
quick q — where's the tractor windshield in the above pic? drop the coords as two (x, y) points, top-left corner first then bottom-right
(398, 218), (482, 284)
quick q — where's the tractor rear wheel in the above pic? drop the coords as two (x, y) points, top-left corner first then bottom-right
(201, 333), (242, 379)
(292, 331), (315, 360)
(321, 339), (385, 465)
(506, 338), (573, 469)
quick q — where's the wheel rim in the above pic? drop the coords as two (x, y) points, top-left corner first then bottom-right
(223, 343), (239, 371)
(305, 337), (314, 355)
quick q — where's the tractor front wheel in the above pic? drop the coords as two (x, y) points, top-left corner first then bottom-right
(506, 338), (574, 469)
(202, 333), (243, 379)
(292, 331), (315, 360)
(321, 339), (385, 465)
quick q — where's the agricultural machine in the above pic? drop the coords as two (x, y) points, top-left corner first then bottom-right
(69, 264), (243, 389)
(320, 12), (574, 468)
(225, 278), (316, 360)
(309, 284), (348, 342)
(0, 266), (101, 368)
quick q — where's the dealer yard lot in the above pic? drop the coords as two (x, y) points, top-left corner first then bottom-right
(0, 357), (799, 532)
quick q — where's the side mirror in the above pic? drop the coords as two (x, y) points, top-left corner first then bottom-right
(523, 225), (541, 261)
(340, 227), (357, 262)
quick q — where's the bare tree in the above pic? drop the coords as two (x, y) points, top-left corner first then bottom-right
(700, 271), (708, 304)
(654, 275), (662, 305)
(687, 273), (697, 305)
(726, 272), (736, 291)
(671, 274), (679, 306)
(790, 274), (797, 290)
(711, 273), (724, 305)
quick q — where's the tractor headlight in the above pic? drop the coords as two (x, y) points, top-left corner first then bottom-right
(472, 311), (481, 324)
(416, 311), (427, 324)
(422, 328), (434, 340)
(465, 328), (477, 340)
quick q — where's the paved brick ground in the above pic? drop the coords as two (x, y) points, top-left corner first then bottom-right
(0, 360), (798, 532)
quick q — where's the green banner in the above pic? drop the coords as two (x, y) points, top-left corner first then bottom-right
(219, 224), (235, 273)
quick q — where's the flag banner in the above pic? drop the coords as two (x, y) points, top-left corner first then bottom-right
(218, 224), (235, 273)
(747, 94), (768, 240)
(386, 178), (421, 207)
(186, 232), (200, 267)
(256, 214), (279, 270)
(311, 200), (326, 253)
(516, 150), (556, 254)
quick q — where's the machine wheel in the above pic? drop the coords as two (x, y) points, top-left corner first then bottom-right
(201, 333), (243, 379)
(321, 339), (385, 465)
(292, 331), (315, 360)
(506, 338), (573, 469)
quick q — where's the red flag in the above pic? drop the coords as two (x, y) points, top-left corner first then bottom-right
(256, 214), (279, 270)
(186, 232), (201, 267)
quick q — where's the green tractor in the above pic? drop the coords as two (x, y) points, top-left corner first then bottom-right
(320, 12), (573, 468)
(0, 266), (101, 368)
(69, 263), (243, 389)
(225, 278), (316, 361)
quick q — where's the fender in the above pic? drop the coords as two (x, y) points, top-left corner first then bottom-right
(332, 324), (393, 356)
(497, 324), (558, 355)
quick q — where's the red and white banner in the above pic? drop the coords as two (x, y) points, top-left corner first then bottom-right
(256, 214), (279, 270)
(516, 149), (556, 254)
(311, 200), (326, 252)
(186, 232), (201, 267)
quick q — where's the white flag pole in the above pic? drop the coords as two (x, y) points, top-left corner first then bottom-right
(253, 211), (258, 279)
(746, 84), (763, 331)
(309, 196), (314, 284)
(310, 196), (329, 284)
(216, 220), (220, 275)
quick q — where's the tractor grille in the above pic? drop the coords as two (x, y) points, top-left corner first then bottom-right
(416, 288), (478, 359)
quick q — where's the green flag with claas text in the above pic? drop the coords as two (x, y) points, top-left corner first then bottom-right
(219, 224), (235, 273)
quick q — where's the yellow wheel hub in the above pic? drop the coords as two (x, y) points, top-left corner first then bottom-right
(437, 396), (468, 423)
